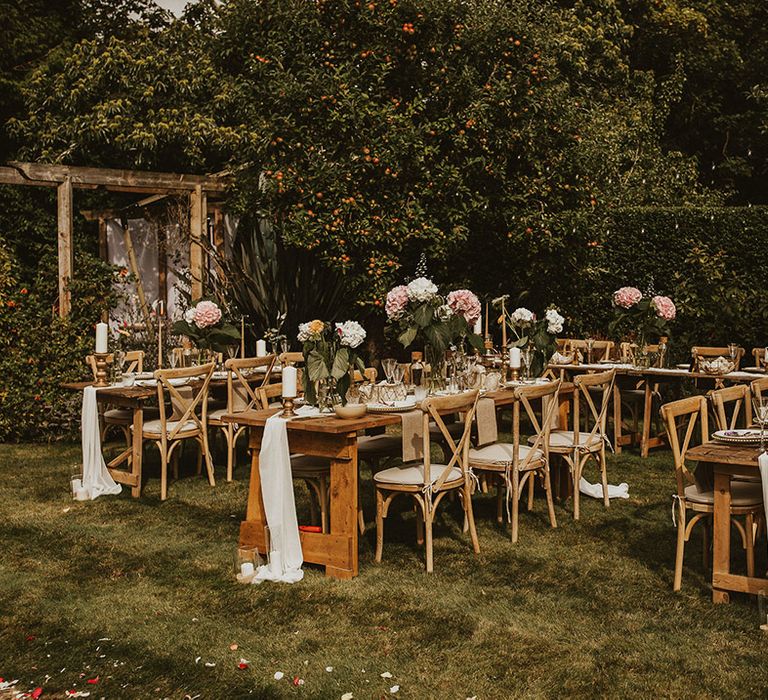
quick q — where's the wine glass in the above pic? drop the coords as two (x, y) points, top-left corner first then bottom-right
(728, 343), (738, 362)
(168, 347), (179, 370)
(382, 358), (397, 384)
(752, 397), (768, 453)
(522, 347), (533, 380)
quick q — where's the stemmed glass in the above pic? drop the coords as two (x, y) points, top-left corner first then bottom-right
(113, 349), (126, 383)
(168, 347), (179, 370)
(728, 343), (739, 366)
(382, 358), (397, 384)
(522, 347), (533, 381)
(752, 397), (768, 453)
(585, 337), (595, 365)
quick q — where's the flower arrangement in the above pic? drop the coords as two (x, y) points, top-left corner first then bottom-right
(495, 298), (565, 376)
(385, 277), (484, 375)
(609, 286), (676, 350)
(298, 319), (367, 406)
(172, 299), (241, 352)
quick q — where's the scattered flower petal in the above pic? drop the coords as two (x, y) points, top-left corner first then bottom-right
(341, 693), (353, 700)
(237, 658), (250, 670)
(390, 686), (400, 694)
(229, 643), (238, 651)
(86, 677), (99, 685)
(31, 688), (43, 699)
(194, 656), (201, 664)
(325, 666), (334, 672)
(204, 662), (216, 668)
(273, 672), (284, 681)
(292, 676), (304, 686)
(380, 672), (393, 679)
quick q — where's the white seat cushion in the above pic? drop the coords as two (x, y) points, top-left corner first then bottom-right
(374, 463), (462, 486)
(140, 418), (198, 436)
(358, 434), (402, 457)
(207, 408), (230, 423)
(104, 408), (132, 422)
(536, 430), (603, 450)
(469, 442), (543, 465)
(684, 481), (763, 507)
(290, 454), (330, 477)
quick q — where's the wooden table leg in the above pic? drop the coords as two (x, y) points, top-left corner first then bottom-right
(557, 395), (570, 430)
(240, 428), (268, 553)
(640, 382), (653, 458)
(613, 382), (623, 455)
(326, 437), (358, 579)
(130, 405), (143, 498)
(712, 468), (731, 604)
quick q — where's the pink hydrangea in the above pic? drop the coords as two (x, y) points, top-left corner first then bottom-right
(385, 285), (409, 319)
(652, 295), (676, 321)
(192, 300), (222, 329)
(447, 289), (481, 324)
(613, 286), (642, 309)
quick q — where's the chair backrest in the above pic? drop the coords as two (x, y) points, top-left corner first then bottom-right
(572, 369), (615, 447)
(618, 341), (663, 367)
(564, 339), (614, 361)
(225, 355), (277, 413)
(752, 347), (768, 368)
(279, 351), (304, 366)
(154, 362), (215, 440)
(708, 384), (750, 431)
(85, 350), (144, 379)
(354, 367), (378, 384)
(691, 346), (744, 371)
(258, 382), (285, 409)
(420, 390), (479, 494)
(750, 376), (768, 404)
(513, 380), (561, 471)
(660, 395), (709, 498)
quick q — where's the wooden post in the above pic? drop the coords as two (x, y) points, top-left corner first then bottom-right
(97, 216), (108, 261)
(157, 225), (167, 309)
(190, 185), (206, 300)
(57, 177), (73, 317)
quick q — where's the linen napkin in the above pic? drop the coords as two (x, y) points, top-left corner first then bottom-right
(579, 478), (629, 500)
(80, 386), (122, 500)
(253, 405), (319, 584)
(475, 397), (498, 447)
(759, 453), (768, 532)
(400, 410), (424, 462)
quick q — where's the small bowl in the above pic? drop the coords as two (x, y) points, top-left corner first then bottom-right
(121, 373), (136, 387)
(334, 403), (368, 420)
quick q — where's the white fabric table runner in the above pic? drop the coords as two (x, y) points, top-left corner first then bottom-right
(80, 386), (122, 500)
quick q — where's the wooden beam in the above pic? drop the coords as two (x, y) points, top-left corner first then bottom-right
(97, 216), (108, 261)
(57, 178), (73, 317)
(190, 185), (205, 300)
(8, 161), (228, 193)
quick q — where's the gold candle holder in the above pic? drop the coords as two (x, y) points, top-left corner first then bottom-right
(510, 366), (520, 382)
(93, 352), (110, 387)
(501, 357), (510, 383)
(281, 396), (297, 418)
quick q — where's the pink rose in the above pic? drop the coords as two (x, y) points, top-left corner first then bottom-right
(652, 295), (676, 321)
(192, 300), (222, 329)
(447, 289), (481, 324)
(613, 286), (642, 309)
(385, 285), (409, 319)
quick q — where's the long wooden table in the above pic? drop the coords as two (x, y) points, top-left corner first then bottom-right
(228, 384), (573, 580)
(686, 442), (768, 603)
(550, 363), (765, 457)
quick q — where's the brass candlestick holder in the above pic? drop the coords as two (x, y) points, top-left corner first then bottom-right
(501, 357), (510, 383)
(281, 396), (297, 418)
(93, 352), (110, 387)
(509, 366), (520, 382)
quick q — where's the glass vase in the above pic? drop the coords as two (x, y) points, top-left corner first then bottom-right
(316, 377), (341, 413)
(425, 344), (446, 393)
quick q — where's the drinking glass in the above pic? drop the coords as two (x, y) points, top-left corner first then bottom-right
(585, 337), (595, 365)
(752, 397), (768, 452)
(227, 345), (239, 361)
(114, 349), (126, 374)
(522, 347), (533, 380)
(168, 348), (179, 370)
(382, 358), (397, 384)
(728, 343), (738, 362)
(763, 346), (768, 369)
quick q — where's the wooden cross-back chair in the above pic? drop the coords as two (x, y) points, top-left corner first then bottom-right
(691, 346), (744, 372)
(751, 347), (768, 369)
(86, 350), (146, 444)
(750, 376), (768, 404)
(374, 390), (481, 572)
(207, 355), (277, 482)
(563, 339), (614, 363)
(709, 384), (750, 431)
(660, 395), (762, 591)
(543, 369), (615, 520)
(141, 362), (216, 500)
(469, 381), (560, 543)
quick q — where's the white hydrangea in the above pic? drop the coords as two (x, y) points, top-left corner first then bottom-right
(335, 320), (367, 348)
(297, 322), (311, 342)
(510, 307), (535, 326)
(435, 304), (454, 322)
(406, 277), (438, 302)
(545, 308), (564, 334)
(184, 307), (196, 324)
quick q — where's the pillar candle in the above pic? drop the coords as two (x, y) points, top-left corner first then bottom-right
(95, 322), (108, 353)
(256, 339), (268, 357)
(240, 562), (255, 577)
(473, 313), (482, 336)
(269, 550), (282, 576)
(510, 347), (521, 368)
(282, 365), (297, 398)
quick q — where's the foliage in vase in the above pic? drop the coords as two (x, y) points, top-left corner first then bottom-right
(172, 299), (241, 353)
(298, 319), (367, 405)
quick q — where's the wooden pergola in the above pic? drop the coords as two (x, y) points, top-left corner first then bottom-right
(0, 161), (229, 316)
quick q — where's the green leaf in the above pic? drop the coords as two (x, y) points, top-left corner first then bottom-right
(398, 326), (418, 348)
(331, 347), (350, 380)
(413, 303), (434, 328)
(306, 349), (329, 383)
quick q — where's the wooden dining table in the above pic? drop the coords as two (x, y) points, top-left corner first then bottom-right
(686, 441), (768, 603)
(549, 363), (765, 457)
(226, 383), (573, 580)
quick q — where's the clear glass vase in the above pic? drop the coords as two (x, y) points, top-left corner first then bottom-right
(425, 344), (446, 393)
(316, 377), (341, 412)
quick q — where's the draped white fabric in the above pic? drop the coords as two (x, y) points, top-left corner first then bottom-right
(578, 477), (629, 500)
(253, 407), (319, 584)
(80, 387), (122, 500)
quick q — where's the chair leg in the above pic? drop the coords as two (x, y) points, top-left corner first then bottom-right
(511, 469), (520, 544)
(319, 477), (329, 535)
(375, 489), (385, 563)
(425, 507), (434, 573)
(745, 513), (755, 578)
(496, 481), (504, 524)
(225, 425), (235, 482)
(572, 456), (582, 521)
(543, 466), (558, 529)
(527, 472), (535, 511)
(673, 502), (686, 591)
(201, 433), (215, 486)
(600, 450), (610, 509)
(464, 483), (480, 554)
(160, 441), (169, 501)
(415, 504), (425, 546)
(702, 517), (710, 569)
(171, 448), (180, 480)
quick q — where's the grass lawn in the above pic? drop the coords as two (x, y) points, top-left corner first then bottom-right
(1, 435), (767, 699)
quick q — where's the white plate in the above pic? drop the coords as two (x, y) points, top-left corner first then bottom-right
(676, 364), (691, 370)
(135, 379), (157, 387)
(135, 372), (154, 380)
(168, 377), (188, 386)
(742, 366), (766, 374)
(212, 371), (229, 380)
(712, 429), (763, 444)
(367, 400), (417, 413)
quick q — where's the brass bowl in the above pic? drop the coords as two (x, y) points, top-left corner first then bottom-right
(333, 403), (368, 420)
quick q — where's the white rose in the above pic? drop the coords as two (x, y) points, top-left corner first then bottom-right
(510, 307), (535, 325)
(184, 307), (195, 324)
(406, 277), (438, 302)
(335, 320), (366, 348)
(297, 322), (311, 342)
